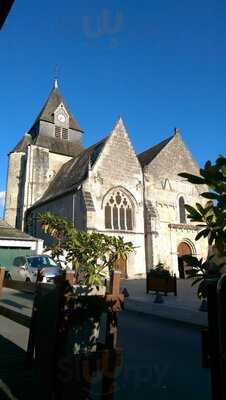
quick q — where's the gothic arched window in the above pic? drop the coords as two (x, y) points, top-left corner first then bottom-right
(179, 196), (186, 223)
(104, 190), (134, 231)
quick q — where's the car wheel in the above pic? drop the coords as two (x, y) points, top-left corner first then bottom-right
(25, 277), (31, 282)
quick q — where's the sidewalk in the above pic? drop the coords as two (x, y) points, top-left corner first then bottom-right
(121, 279), (208, 327)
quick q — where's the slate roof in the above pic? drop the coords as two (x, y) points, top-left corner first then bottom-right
(11, 84), (84, 157)
(30, 137), (108, 208)
(138, 135), (174, 167)
(0, 220), (38, 241)
(11, 133), (84, 158)
(30, 85), (83, 133)
(11, 134), (32, 153)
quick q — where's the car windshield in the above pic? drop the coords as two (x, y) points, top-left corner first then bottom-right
(27, 256), (58, 269)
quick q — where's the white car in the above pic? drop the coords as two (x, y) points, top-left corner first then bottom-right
(9, 255), (62, 283)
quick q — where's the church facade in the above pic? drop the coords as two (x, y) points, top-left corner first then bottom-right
(4, 82), (208, 278)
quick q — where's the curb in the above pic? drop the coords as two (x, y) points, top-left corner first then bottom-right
(124, 298), (208, 327)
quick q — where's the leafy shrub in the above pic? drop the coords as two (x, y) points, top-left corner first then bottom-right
(148, 263), (171, 279)
(178, 155), (226, 298)
(39, 212), (135, 288)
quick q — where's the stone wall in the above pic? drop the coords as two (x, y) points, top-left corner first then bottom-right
(21, 145), (72, 229)
(39, 120), (82, 143)
(83, 119), (146, 278)
(4, 152), (26, 228)
(26, 190), (86, 246)
(143, 133), (208, 275)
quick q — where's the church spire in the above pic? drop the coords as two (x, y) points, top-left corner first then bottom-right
(28, 82), (83, 133)
(174, 127), (181, 136)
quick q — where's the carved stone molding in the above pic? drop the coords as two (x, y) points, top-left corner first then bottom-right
(94, 171), (104, 184)
(136, 180), (143, 191)
(168, 223), (201, 232)
(156, 201), (176, 209)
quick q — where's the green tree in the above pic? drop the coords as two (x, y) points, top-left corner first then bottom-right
(39, 212), (135, 287)
(178, 155), (226, 298)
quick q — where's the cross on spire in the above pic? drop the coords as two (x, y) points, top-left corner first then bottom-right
(174, 127), (180, 135)
(54, 65), (60, 89)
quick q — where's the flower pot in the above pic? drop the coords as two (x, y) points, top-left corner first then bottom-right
(64, 285), (106, 356)
(146, 275), (177, 296)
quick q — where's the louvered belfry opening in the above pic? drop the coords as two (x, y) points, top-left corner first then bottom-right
(62, 128), (69, 140)
(104, 190), (133, 231)
(55, 126), (69, 140)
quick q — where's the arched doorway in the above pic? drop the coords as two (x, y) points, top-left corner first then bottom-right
(177, 242), (192, 279)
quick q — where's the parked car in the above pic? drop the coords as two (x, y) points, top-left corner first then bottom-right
(9, 255), (62, 283)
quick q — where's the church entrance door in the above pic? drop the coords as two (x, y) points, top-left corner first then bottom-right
(114, 258), (128, 279)
(177, 242), (192, 279)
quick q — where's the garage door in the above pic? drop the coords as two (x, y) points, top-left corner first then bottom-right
(0, 247), (35, 271)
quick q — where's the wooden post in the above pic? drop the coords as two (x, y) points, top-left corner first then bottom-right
(36, 269), (44, 283)
(109, 270), (121, 295)
(0, 267), (5, 296)
(26, 272), (42, 367)
(146, 274), (149, 294)
(65, 270), (76, 286)
(103, 271), (123, 399)
(105, 271), (121, 350)
(207, 279), (222, 400)
(174, 275), (177, 296)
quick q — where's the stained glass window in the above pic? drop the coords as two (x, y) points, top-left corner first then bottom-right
(105, 203), (112, 229)
(113, 205), (119, 230)
(104, 189), (134, 231)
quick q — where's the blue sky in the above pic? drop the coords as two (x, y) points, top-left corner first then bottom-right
(0, 0), (225, 216)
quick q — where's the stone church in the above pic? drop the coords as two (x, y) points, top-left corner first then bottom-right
(4, 81), (208, 278)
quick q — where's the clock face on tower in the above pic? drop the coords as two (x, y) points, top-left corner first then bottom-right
(57, 113), (66, 123)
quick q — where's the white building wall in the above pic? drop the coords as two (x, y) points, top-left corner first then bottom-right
(0, 239), (43, 253)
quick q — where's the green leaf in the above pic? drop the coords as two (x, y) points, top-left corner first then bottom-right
(201, 192), (219, 200)
(184, 205), (202, 220)
(195, 229), (209, 241)
(191, 277), (204, 286)
(182, 255), (200, 267)
(178, 173), (205, 185)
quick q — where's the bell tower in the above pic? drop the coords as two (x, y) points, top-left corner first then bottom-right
(4, 81), (84, 229)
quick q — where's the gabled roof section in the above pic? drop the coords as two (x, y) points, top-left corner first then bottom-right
(30, 137), (108, 208)
(138, 135), (174, 167)
(0, 219), (38, 241)
(29, 83), (83, 133)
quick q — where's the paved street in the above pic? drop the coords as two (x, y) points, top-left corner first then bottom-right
(0, 289), (211, 400)
(117, 312), (211, 400)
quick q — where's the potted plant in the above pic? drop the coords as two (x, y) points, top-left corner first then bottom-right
(146, 263), (177, 295)
(148, 263), (171, 279)
(39, 213), (134, 355)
